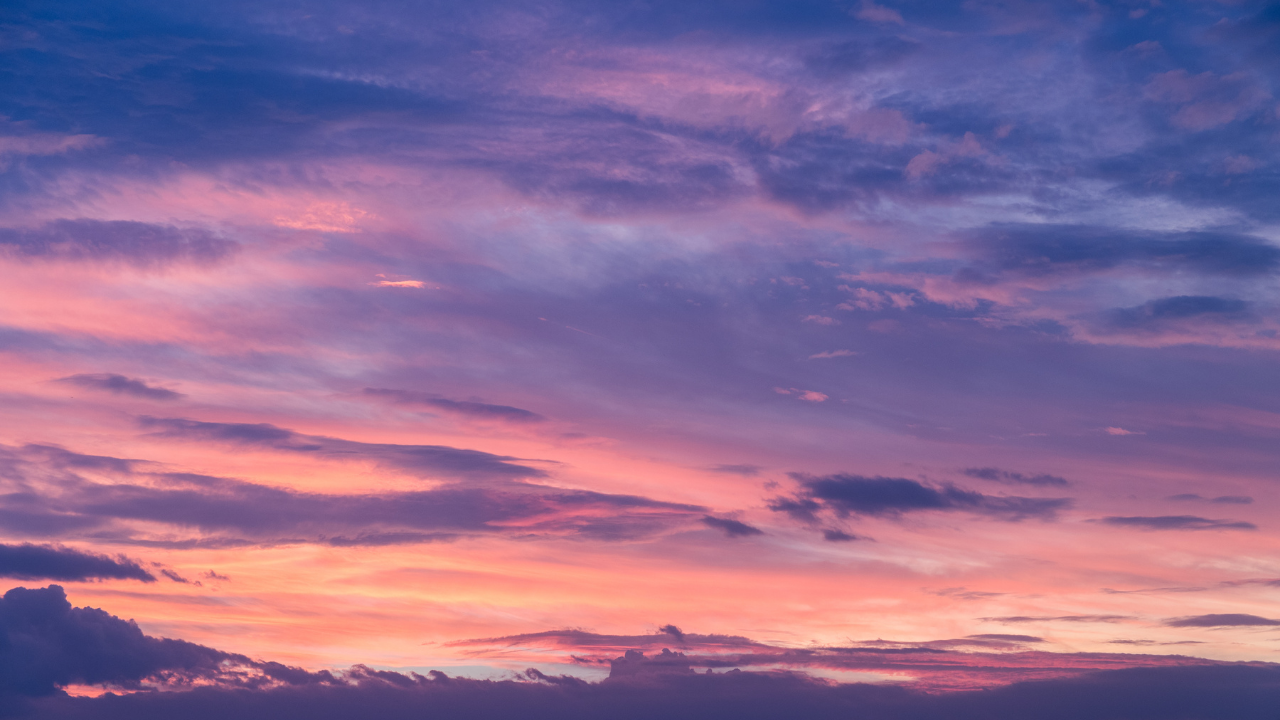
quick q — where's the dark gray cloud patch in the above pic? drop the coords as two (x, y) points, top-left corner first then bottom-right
(0, 220), (236, 267)
(0, 443), (709, 545)
(0, 543), (155, 582)
(137, 417), (545, 480)
(58, 374), (184, 401)
(962, 225), (1280, 278)
(962, 468), (1069, 487)
(0, 584), (246, 696)
(1165, 614), (1280, 628)
(1167, 494), (1253, 505)
(19, 662), (1280, 720)
(1108, 296), (1252, 329)
(771, 473), (1070, 523)
(966, 634), (1044, 643)
(700, 516), (764, 538)
(363, 388), (546, 423)
(1099, 516), (1257, 531)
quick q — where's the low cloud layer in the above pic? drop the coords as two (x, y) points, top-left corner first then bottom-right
(770, 474), (1070, 528)
(137, 417), (546, 480)
(1099, 516), (1257, 531)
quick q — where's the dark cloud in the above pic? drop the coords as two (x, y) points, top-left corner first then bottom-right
(137, 417), (546, 480)
(0, 443), (708, 545)
(1099, 516), (1257, 531)
(159, 569), (196, 585)
(16, 663), (1280, 720)
(961, 225), (1280, 278)
(0, 220), (236, 267)
(0, 585), (245, 697)
(1108, 296), (1252, 329)
(0, 544), (154, 582)
(1211, 496), (1255, 505)
(658, 625), (686, 642)
(804, 36), (920, 77)
(770, 473), (1070, 523)
(821, 529), (861, 542)
(700, 516), (764, 538)
(1167, 494), (1254, 505)
(962, 468), (1069, 487)
(966, 634), (1044, 643)
(57, 374), (183, 401)
(362, 388), (546, 423)
(1165, 614), (1280, 628)
(456, 625), (1264, 692)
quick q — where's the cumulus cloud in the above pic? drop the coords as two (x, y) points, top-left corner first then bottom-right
(0, 585), (250, 696)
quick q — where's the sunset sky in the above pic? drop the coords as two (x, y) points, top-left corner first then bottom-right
(2, 0), (1280, 717)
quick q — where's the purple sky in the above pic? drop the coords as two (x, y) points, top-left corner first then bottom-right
(1, 0), (1280, 717)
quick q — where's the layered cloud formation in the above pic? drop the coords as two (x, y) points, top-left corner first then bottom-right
(1, 0), (1279, 716)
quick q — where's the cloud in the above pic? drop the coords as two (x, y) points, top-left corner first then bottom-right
(1143, 69), (1268, 131)
(700, 516), (764, 538)
(770, 474), (1070, 523)
(966, 634), (1044, 643)
(0, 443), (709, 545)
(1104, 427), (1142, 436)
(808, 350), (858, 359)
(980, 616), (1132, 624)
(961, 225), (1280, 278)
(855, 0), (905, 25)
(20, 663), (1280, 720)
(1108, 296), (1252, 329)
(362, 388), (546, 423)
(56, 374), (184, 401)
(0, 220), (236, 267)
(1164, 614), (1280, 628)
(962, 468), (1069, 487)
(1098, 516), (1257, 531)
(0, 585), (251, 696)
(0, 544), (155, 582)
(454, 625), (1257, 691)
(705, 465), (761, 476)
(137, 417), (546, 480)
(1167, 494), (1253, 505)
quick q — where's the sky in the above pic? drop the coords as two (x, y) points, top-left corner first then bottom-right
(1, 0), (1280, 717)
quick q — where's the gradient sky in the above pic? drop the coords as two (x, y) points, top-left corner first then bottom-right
(2, 0), (1280, 716)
